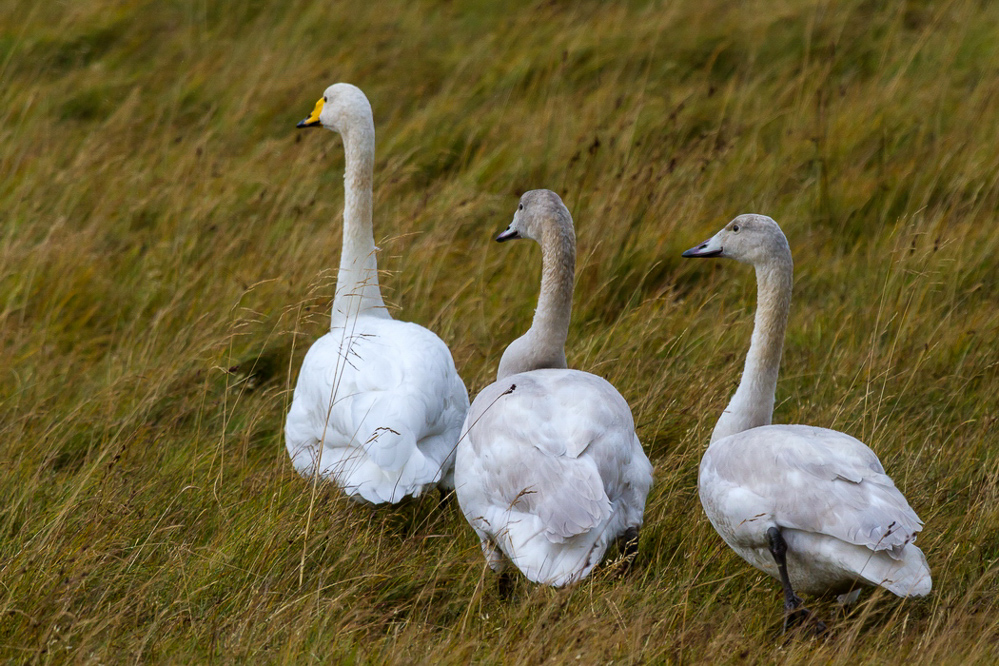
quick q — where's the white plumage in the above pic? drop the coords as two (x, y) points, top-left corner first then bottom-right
(286, 317), (468, 504)
(285, 83), (469, 504)
(683, 214), (930, 626)
(455, 190), (653, 586)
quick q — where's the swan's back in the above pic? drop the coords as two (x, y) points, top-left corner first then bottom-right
(286, 316), (469, 503)
(699, 424), (931, 596)
(456, 368), (652, 585)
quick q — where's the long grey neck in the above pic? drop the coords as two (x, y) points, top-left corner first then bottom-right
(496, 223), (575, 380)
(710, 255), (793, 443)
(332, 123), (389, 326)
(532, 222), (575, 351)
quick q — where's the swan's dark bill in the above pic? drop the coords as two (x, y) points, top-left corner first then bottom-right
(681, 241), (722, 258)
(496, 228), (521, 242)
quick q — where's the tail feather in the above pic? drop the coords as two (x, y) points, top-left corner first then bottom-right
(498, 511), (609, 586)
(858, 542), (932, 597)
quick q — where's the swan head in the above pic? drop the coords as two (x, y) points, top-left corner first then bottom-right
(496, 189), (573, 243)
(296, 83), (373, 136)
(682, 214), (789, 266)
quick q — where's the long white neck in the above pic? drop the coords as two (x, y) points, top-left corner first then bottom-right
(710, 254), (793, 443)
(496, 223), (575, 380)
(332, 121), (389, 325)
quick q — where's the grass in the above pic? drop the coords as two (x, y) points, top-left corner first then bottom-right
(2, 0), (999, 661)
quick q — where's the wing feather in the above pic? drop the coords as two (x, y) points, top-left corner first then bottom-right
(708, 425), (922, 555)
(460, 370), (646, 537)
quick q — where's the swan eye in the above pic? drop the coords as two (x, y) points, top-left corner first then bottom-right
(518, 203), (524, 211)
(732, 224), (740, 232)
(323, 96), (328, 102)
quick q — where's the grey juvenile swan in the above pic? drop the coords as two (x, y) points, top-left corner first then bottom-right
(683, 214), (931, 631)
(454, 190), (653, 586)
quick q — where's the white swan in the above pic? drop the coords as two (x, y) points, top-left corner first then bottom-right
(682, 214), (931, 629)
(455, 190), (653, 587)
(284, 83), (469, 504)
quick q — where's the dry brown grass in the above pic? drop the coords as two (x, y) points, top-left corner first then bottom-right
(2, 0), (999, 662)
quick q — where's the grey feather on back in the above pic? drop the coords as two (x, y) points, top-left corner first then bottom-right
(713, 425), (923, 555)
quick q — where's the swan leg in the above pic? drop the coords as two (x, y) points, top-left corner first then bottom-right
(766, 527), (826, 634)
(437, 486), (453, 511)
(617, 526), (640, 572)
(498, 570), (516, 599)
(480, 536), (515, 598)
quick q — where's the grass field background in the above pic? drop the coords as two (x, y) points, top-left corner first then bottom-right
(3, 0), (999, 662)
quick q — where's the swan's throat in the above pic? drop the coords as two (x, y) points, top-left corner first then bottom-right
(333, 127), (389, 325)
(533, 224), (575, 348)
(710, 257), (793, 443)
(496, 223), (575, 379)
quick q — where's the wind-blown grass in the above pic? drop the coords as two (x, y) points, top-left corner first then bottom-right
(2, 0), (999, 661)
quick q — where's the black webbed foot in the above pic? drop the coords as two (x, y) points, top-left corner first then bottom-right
(497, 571), (516, 600)
(437, 486), (453, 511)
(784, 603), (826, 635)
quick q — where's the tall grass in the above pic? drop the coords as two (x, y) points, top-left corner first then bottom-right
(2, 0), (999, 661)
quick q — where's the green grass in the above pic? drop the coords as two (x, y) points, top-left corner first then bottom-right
(3, 0), (999, 661)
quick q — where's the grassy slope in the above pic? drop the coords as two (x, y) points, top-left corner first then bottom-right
(2, 0), (999, 662)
